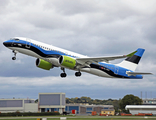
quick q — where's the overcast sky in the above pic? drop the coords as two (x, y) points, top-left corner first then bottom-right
(0, 0), (156, 100)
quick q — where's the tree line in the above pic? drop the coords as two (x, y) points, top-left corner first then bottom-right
(66, 94), (142, 113)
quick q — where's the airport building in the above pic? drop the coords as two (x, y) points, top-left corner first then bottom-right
(0, 93), (115, 115)
(0, 93), (65, 114)
(142, 99), (156, 105)
(101, 108), (115, 115)
(125, 98), (156, 115)
(65, 104), (114, 114)
(38, 93), (65, 114)
(125, 105), (156, 115)
(0, 99), (37, 113)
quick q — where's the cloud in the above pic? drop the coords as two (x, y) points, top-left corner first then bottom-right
(0, 74), (155, 99)
(0, 0), (156, 99)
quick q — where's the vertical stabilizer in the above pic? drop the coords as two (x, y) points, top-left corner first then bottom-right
(117, 48), (145, 71)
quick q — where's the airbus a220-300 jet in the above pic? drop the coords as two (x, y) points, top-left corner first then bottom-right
(3, 37), (152, 78)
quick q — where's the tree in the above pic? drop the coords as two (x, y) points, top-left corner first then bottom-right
(35, 99), (38, 103)
(119, 94), (142, 113)
(113, 99), (121, 112)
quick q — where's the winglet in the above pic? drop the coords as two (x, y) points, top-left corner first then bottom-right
(126, 51), (137, 57)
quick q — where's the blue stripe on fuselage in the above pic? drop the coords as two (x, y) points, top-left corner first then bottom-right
(5, 39), (74, 58)
(99, 62), (142, 79)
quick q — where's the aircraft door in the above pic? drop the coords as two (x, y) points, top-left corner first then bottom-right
(11, 38), (15, 47)
(114, 66), (119, 74)
(11, 41), (14, 47)
(26, 39), (31, 48)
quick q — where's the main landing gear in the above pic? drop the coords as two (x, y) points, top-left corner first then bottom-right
(75, 71), (81, 77)
(12, 50), (17, 60)
(60, 67), (82, 78)
(60, 67), (67, 78)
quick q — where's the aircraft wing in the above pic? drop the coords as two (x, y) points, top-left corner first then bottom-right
(76, 55), (127, 65)
(76, 50), (137, 66)
(126, 71), (153, 76)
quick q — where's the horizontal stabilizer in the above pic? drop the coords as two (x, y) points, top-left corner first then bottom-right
(126, 71), (153, 76)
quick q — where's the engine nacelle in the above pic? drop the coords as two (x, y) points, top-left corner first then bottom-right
(59, 56), (76, 69)
(36, 58), (52, 70)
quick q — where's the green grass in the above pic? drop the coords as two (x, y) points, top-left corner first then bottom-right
(0, 119), (37, 120)
(0, 116), (156, 120)
(51, 118), (156, 120)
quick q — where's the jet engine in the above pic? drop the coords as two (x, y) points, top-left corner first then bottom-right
(59, 56), (76, 69)
(36, 58), (52, 70)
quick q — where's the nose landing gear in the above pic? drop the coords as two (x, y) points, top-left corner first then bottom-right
(12, 57), (16, 60)
(12, 50), (18, 60)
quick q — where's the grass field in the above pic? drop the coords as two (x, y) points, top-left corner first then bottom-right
(0, 116), (156, 120)
(67, 118), (156, 120)
(66, 118), (156, 120)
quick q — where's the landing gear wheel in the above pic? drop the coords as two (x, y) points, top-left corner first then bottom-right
(12, 50), (17, 60)
(75, 72), (81, 77)
(60, 67), (67, 78)
(60, 73), (67, 78)
(12, 57), (16, 60)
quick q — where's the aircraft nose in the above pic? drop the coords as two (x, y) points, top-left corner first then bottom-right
(3, 41), (7, 47)
(3, 41), (10, 47)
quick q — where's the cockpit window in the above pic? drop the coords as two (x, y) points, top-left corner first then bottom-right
(10, 38), (20, 41)
(14, 38), (19, 41)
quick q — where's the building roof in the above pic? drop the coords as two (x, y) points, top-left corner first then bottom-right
(125, 105), (156, 110)
(101, 109), (114, 111)
(66, 104), (113, 108)
(39, 93), (65, 94)
(0, 98), (35, 101)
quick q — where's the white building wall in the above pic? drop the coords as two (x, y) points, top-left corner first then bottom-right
(0, 107), (24, 113)
(24, 103), (38, 112)
(0, 99), (36, 113)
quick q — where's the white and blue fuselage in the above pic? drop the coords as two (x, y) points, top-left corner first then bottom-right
(3, 37), (149, 79)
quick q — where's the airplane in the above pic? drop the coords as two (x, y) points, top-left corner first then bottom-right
(3, 37), (152, 79)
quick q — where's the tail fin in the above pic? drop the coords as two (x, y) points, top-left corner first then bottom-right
(118, 48), (145, 71)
